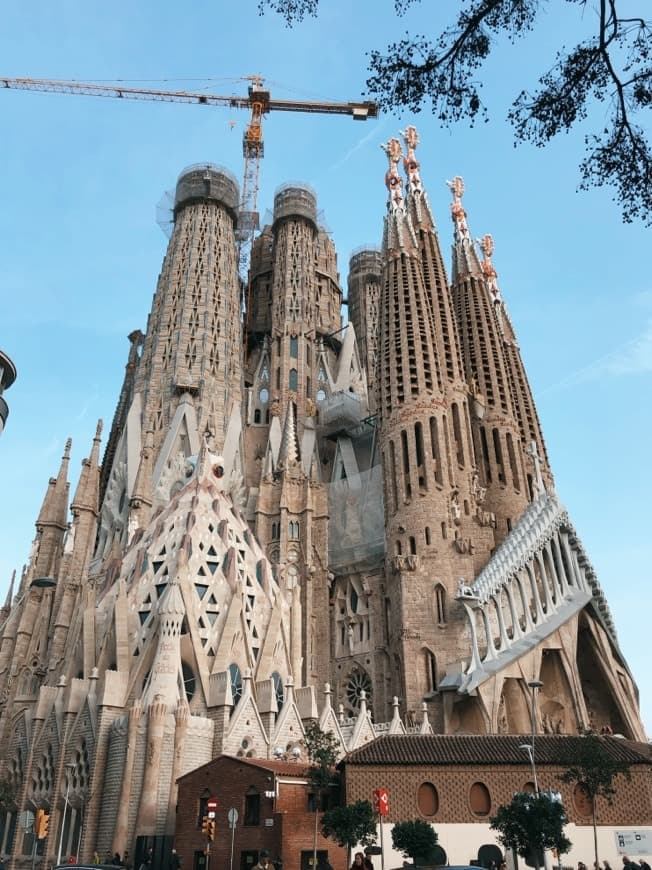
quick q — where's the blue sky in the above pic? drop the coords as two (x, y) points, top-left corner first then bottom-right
(0, 1), (650, 734)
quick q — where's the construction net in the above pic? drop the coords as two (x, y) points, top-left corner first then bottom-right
(328, 465), (385, 570)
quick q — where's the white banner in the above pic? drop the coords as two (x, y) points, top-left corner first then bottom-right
(615, 830), (652, 856)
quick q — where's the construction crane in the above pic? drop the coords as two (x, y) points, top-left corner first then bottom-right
(0, 75), (378, 285)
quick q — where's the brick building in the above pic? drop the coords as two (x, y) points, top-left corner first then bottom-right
(176, 755), (346, 870)
(342, 734), (652, 868)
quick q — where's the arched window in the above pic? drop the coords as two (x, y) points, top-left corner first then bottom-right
(469, 782), (491, 816)
(435, 584), (447, 625)
(288, 521), (299, 539)
(254, 409), (261, 424)
(228, 663), (242, 712)
(409, 536), (416, 555)
(290, 336), (298, 358)
(417, 782), (439, 817)
(422, 649), (437, 692)
(289, 368), (298, 391)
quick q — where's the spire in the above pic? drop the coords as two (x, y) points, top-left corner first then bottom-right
(447, 176), (482, 281)
(278, 402), (299, 469)
(0, 570), (15, 622)
(71, 421), (103, 516)
(129, 426), (154, 534)
(381, 138), (418, 255)
(401, 125), (436, 231)
(37, 438), (72, 529)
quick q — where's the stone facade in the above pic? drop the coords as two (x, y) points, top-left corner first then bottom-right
(0, 128), (646, 869)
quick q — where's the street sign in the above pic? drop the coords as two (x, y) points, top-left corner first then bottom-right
(615, 830), (652, 856)
(372, 788), (390, 816)
(207, 797), (218, 812)
(228, 807), (239, 829)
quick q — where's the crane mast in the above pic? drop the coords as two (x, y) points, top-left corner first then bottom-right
(1, 74), (377, 323)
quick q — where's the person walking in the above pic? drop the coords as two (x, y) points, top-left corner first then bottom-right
(351, 854), (365, 870)
(171, 850), (181, 870)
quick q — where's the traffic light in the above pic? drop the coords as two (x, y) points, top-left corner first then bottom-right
(201, 815), (210, 834)
(35, 809), (50, 839)
(207, 819), (215, 842)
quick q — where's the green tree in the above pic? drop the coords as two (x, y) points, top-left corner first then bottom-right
(490, 792), (571, 870)
(559, 733), (631, 870)
(0, 778), (16, 814)
(321, 800), (377, 867)
(304, 723), (341, 870)
(391, 819), (438, 866)
(258, 1), (652, 225)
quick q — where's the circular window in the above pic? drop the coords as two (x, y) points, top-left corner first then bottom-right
(572, 782), (593, 817)
(316, 389), (326, 402)
(469, 781), (491, 816)
(260, 388), (269, 404)
(347, 669), (372, 710)
(417, 782), (439, 817)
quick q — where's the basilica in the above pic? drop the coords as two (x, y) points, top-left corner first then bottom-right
(0, 126), (644, 866)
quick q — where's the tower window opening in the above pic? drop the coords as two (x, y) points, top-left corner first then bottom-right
(254, 409), (261, 424)
(435, 584), (447, 625)
(441, 522), (447, 540)
(429, 416), (443, 485)
(290, 336), (298, 358)
(480, 426), (492, 483)
(425, 527), (431, 545)
(409, 536), (416, 555)
(506, 432), (520, 490)
(493, 428), (505, 483)
(289, 368), (298, 391)
(452, 403), (464, 467)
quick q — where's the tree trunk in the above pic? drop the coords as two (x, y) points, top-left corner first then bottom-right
(592, 799), (599, 870)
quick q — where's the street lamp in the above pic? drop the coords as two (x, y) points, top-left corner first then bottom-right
(57, 763), (76, 866)
(520, 679), (543, 794)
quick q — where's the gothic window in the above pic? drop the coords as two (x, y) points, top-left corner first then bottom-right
(182, 662), (196, 701)
(350, 586), (359, 613)
(493, 428), (505, 483)
(435, 584), (447, 625)
(422, 648), (437, 692)
(254, 409), (261, 424)
(506, 432), (520, 490)
(271, 671), (284, 713)
(316, 389), (326, 402)
(289, 368), (298, 391)
(288, 521), (299, 539)
(259, 387), (269, 404)
(229, 663), (242, 711)
(290, 336), (298, 358)
(452, 403), (464, 467)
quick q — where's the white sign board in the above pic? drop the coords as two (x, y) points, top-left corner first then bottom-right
(615, 830), (652, 856)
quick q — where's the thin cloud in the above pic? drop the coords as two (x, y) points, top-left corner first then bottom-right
(327, 117), (389, 173)
(542, 318), (652, 394)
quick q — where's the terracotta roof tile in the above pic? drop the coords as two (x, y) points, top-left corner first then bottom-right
(344, 734), (651, 766)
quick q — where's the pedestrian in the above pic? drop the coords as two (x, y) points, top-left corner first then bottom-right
(92, 852), (100, 865)
(604, 863), (612, 870)
(351, 854), (365, 870)
(317, 856), (333, 870)
(124, 851), (132, 870)
(105, 851), (114, 864)
(171, 850), (181, 870)
(364, 858), (374, 870)
(254, 851), (271, 870)
(623, 858), (641, 870)
(113, 854), (124, 867)
(640, 862), (651, 870)
(69, 856), (77, 865)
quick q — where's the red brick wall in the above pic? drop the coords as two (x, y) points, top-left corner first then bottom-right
(176, 758), (348, 870)
(344, 763), (652, 826)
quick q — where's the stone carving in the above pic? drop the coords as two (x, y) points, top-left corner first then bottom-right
(392, 554), (419, 573)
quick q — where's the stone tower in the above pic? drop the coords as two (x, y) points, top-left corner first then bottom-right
(0, 134), (647, 870)
(447, 176), (532, 543)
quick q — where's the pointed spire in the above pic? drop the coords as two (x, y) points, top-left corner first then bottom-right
(37, 438), (72, 529)
(447, 175), (482, 280)
(129, 426), (154, 533)
(278, 402), (299, 468)
(381, 138), (418, 254)
(71, 421), (103, 516)
(401, 125), (436, 230)
(0, 570), (15, 622)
